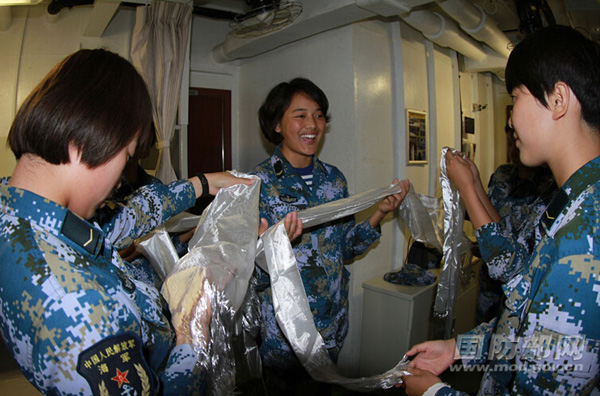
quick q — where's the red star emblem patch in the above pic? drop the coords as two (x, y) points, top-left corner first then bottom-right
(111, 368), (130, 388)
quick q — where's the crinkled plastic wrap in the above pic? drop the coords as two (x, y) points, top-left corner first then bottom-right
(140, 171), (261, 395)
(259, 181), (411, 390)
(397, 184), (444, 252)
(136, 212), (201, 281)
(433, 147), (471, 339)
(141, 178), (411, 392)
(255, 182), (410, 272)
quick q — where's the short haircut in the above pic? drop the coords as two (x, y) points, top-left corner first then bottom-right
(258, 77), (330, 145)
(8, 48), (154, 168)
(505, 25), (600, 131)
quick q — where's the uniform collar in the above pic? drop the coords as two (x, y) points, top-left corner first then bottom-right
(1, 184), (104, 257)
(540, 154), (600, 232)
(271, 145), (327, 180)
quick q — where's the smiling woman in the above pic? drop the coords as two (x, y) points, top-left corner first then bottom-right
(249, 77), (409, 394)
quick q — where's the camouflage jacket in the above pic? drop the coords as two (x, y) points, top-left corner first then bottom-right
(475, 164), (557, 282)
(0, 178), (205, 395)
(448, 155), (600, 395)
(251, 146), (381, 369)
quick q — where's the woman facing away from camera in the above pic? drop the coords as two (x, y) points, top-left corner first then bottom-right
(0, 48), (301, 395)
(251, 77), (410, 394)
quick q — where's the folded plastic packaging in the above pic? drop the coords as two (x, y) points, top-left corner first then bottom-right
(140, 170), (474, 392)
(136, 212), (201, 281)
(139, 176), (413, 392)
(142, 164), (473, 392)
(137, 172), (260, 394)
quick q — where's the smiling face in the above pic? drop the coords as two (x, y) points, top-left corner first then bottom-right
(509, 85), (552, 168)
(277, 92), (326, 168)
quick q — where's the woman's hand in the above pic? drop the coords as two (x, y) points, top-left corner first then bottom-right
(119, 243), (141, 262)
(406, 338), (458, 376)
(465, 155), (481, 182)
(258, 218), (269, 236)
(258, 212), (303, 242)
(378, 179), (410, 213)
(283, 211), (303, 242)
(402, 367), (444, 396)
(445, 150), (476, 193)
(445, 150), (500, 226)
(369, 178), (410, 228)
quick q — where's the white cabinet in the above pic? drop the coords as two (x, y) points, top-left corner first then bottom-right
(359, 267), (479, 376)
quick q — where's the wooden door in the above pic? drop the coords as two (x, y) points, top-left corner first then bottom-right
(187, 87), (232, 214)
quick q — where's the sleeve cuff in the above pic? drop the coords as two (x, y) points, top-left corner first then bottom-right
(424, 382), (451, 396)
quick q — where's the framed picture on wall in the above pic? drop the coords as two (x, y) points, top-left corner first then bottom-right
(407, 109), (427, 165)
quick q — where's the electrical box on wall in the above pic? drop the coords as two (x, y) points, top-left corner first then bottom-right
(463, 116), (475, 135)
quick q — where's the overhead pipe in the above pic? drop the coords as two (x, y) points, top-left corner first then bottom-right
(210, 0), (509, 65)
(46, 9), (60, 23)
(401, 9), (487, 62)
(436, 0), (512, 58)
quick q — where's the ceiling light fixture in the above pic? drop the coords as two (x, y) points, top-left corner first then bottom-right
(0, 0), (43, 6)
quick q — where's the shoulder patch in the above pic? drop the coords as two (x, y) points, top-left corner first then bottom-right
(274, 160), (284, 178)
(62, 211), (103, 256)
(77, 332), (157, 396)
(540, 188), (568, 230)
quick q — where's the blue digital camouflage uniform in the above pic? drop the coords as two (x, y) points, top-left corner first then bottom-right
(93, 165), (188, 291)
(0, 177), (205, 395)
(476, 164), (557, 282)
(474, 165), (557, 323)
(252, 146), (382, 371)
(438, 155), (600, 395)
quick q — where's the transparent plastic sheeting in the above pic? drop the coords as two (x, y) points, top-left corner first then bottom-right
(139, 172), (261, 394)
(396, 184), (444, 252)
(260, 181), (411, 391)
(433, 147), (469, 338)
(139, 176), (412, 392)
(137, 212), (201, 281)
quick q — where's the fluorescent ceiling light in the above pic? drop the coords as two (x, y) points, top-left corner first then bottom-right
(0, 0), (44, 5)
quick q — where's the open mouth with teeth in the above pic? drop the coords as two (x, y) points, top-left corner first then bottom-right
(301, 134), (317, 143)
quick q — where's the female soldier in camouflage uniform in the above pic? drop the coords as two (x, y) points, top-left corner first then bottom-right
(251, 77), (409, 394)
(444, 133), (557, 325)
(0, 48), (256, 395)
(403, 25), (600, 396)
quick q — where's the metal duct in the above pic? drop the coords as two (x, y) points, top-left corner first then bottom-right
(436, 0), (512, 58)
(401, 9), (487, 62)
(211, 0), (510, 65)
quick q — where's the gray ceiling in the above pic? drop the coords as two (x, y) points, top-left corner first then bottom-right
(194, 0), (600, 43)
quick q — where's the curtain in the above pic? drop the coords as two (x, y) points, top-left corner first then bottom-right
(131, 0), (192, 183)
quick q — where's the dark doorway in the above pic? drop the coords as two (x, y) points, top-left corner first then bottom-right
(187, 87), (232, 215)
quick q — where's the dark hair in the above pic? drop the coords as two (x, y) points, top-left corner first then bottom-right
(505, 25), (600, 131)
(258, 77), (330, 145)
(8, 48), (154, 167)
